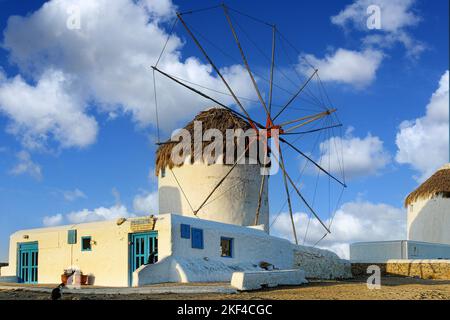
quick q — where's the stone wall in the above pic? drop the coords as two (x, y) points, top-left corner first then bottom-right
(293, 245), (352, 279)
(351, 260), (450, 280)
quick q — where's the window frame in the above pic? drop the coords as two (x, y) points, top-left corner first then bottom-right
(81, 236), (92, 252)
(191, 228), (204, 249)
(67, 229), (77, 244)
(180, 224), (191, 239)
(220, 237), (233, 258)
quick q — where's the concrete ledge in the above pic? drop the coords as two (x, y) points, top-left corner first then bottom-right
(231, 269), (307, 291)
(352, 260), (450, 280)
(0, 276), (18, 283)
(0, 284), (237, 295)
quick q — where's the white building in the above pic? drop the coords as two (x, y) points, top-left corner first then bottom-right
(350, 164), (450, 262)
(0, 108), (350, 287)
(406, 163), (450, 245)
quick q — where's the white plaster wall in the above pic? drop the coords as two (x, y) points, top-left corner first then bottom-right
(350, 240), (450, 262)
(407, 197), (450, 245)
(135, 214), (293, 285)
(158, 163), (269, 232)
(350, 241), (406, 262)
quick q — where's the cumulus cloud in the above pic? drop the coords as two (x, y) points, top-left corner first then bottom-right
(271, 200), (406, 259)
(331, 0), (424, 59)
(0, 70), (98, 150)
(298, 49), (383, 88)
(133, 190), (159, 214)
(395, 70), (449, 181)
(0, 0), (255, 151)
(318, 128), (390, 179)
(9, 150), (43, 180)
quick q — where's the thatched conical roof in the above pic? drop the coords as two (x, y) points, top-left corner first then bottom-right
(405, 163), (450, 207)
(155, 107), (257, 176)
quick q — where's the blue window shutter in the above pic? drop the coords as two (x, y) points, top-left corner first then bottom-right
(180, 224), (190, 239)
(68, 229), (77, 244)
(191, 228), (204, 249)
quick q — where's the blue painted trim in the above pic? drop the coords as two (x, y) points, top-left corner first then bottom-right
(128, 231), (159, 287)
(81, 236), (92, 251)
(17, 241), (38, 284)
(180, 224), (190, 239)
(220, 237), (234, 258)
(191, 228), (204, 249)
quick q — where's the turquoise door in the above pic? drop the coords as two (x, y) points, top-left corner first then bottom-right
(18, 242), (38, 284)
(129, 232), (158, 285)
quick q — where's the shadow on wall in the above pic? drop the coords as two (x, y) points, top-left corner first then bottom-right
(409, 198), (450, 245)
(158, 186), (182, 214)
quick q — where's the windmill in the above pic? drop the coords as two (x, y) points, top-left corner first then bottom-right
(151, 3), (346, 247)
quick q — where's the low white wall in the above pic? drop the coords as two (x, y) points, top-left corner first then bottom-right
(350, 241), (406, 262)
(350, 240), (450, 262)
(231, 270), (307, 291)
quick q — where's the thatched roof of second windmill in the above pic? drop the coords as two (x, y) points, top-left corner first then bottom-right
(155, 107), (257, 176)
(405, 163), (450, 207)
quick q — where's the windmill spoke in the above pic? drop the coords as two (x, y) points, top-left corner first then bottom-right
(255, 133), (270, 225)
(268, 24), (276, 115)
(279, 109), (336, 128)
(254, 173), (266, 226)
(194, 138), (256, 215)
(281, 124), (342, 136)
(273, 69), (318, 121)
(222, 5), (272, 121)
(280, 137), (346, 187)
(151, 66), (266, 130)
(279, 148), (298, 244)
(271, 146), (331, 234)
(177, 13), (256, 129)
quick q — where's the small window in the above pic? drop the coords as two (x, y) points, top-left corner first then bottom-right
(81, 236), (92, 251)
(161, 167), (166, 178)
(191, 228), (204, 249)
(180, 224), (190, 239)
(220, 237), (233, 258)
(68, 229), (77, 244)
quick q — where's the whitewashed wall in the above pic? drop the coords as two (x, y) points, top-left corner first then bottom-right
(158, 163), (269, 232)
(134, 214), (292, 286)
(407, 196), (450, 245)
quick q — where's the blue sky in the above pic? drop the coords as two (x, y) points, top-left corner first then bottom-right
(0, 0), (448, 260)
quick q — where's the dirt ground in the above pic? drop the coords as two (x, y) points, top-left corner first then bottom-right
(1, 276), (449, 300)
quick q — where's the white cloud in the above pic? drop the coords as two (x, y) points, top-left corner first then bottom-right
(66, 204), (131, 224)
(331, 0), (424, 59)
(9, 150), (43, 180)
(0, 0), (255, 152)
(318, 128), (390, 179)
(395, 70), (449, 181)
(271, 200), (406, 259)
(133, 190), (159, 215)
(43, 213), (63, 227)
(41, 189), (158, 226)
(42, 204), (132, 226)
(0, 70), (98, 150)
(331, 0), (421, 32)
(63, 188), (86, 201)
(298, 49), (383, 88)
